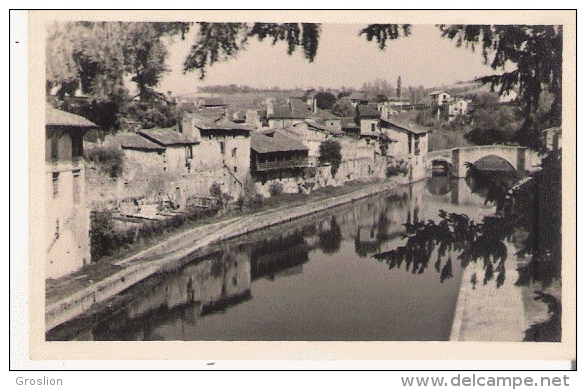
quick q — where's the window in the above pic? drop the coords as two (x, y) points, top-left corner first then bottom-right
(371, 123), (376, 132)
(408, 134), (412, 154)
(234, 166), (237, 173)
(185, 145), (193, 159)
(414, 135), (421, 156)
(50, 134), (59, 161)
(232, 147), (237, 157)
(72, 136), (83, 159)
(52, 172), (59, 197)
(220, 141), (225, 154)
(73, 170), (81, 204)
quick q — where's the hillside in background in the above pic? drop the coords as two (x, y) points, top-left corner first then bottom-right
(423, 80), (520, 99)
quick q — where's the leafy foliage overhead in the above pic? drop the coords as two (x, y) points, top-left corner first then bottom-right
(184, 23), (321, 79)
(438, 25), (563, 146)
(359, 24), (412, 49)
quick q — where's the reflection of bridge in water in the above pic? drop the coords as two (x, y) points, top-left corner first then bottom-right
(425, 146), (541, 177)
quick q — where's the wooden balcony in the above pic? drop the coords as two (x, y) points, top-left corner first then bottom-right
(255, 158), (309, 171)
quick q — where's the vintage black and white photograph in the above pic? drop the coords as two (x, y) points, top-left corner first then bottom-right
(31, 10), (574, 358)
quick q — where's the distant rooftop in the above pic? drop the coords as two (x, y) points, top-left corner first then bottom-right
(110, 133), (165, 151)
(185, 112), (254, 132)
(347, 92), (368, 101)
(381, 113), (430, 134)
(305, 119), (343, 135)
(138, 127), (200, 145)
(269, 99), (314, 119)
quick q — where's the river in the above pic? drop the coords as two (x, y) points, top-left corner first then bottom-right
(47, 175), (497, 341)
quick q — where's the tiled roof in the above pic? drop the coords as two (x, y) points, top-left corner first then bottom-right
(381, 113), (430, 134)
(138, 128), (200, 146)
(305, 119), (343, 135)
(357, 104), (381, 119)
(251, 130), (309, 154)
(194, 107), (226, 122)
(429, 90), (447, 96)
(231, 110), (247, 122)
(314, 108), (341, 120)
(112, 133), (165, 151)
(46, 105), (99, 129)
(340, 117), (359, 129)
(185, 113), (254, 131)
(268, 99), (313, 119)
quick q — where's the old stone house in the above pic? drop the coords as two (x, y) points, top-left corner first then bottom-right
(287, 118), (385, 185)
(250, 130), (310, 197)
(266, 98), (341, 129)
(45, 106), (97, 279)
(379, 112), (429, 181)
(288, 119), (343, 167)
(357, 104), (382, 136)
(109, 132), (165, 175)
(429, 90), (452, 106)
(448, 98), (471, 121)
(181, 112), (252, 200)
(137, 128), (199, 174)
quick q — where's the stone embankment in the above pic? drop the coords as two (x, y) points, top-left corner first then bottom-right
(449, 241), (528, 341)
(46, 179), (401, 332)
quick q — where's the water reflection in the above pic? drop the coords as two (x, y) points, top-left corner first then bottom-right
(48, 174), (499, 341)
(373, 169), (527, 288)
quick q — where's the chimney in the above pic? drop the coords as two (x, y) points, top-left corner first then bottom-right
(181, 115), (202, 141)
(312, 98), (317, 113)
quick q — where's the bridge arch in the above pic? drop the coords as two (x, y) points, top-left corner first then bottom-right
(451, 146), (530, 178)
(471, 154), (517, 172)
(424, 146), (540, 178)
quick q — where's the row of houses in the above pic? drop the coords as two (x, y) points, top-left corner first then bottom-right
(45, 95), (430, 279)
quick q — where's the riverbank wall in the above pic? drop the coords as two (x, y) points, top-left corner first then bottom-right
(46, 178), (405, 332)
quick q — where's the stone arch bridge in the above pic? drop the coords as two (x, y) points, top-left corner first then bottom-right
(424, 146), (541, 178)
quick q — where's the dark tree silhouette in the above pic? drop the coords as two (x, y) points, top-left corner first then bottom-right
(318, 140), (342, 177)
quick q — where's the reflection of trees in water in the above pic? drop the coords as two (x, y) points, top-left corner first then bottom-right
(373, 151), (562, 340)
(318, 216), (342, 254)
(374, 211), (508, 285)
(465, 163), (518, 210)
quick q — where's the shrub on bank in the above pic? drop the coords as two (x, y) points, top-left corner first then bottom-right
(90, 205), (221, 262)
(85, 146), (125, 178)
(268, 182), (284, 197)
(386, 159), (409, 178)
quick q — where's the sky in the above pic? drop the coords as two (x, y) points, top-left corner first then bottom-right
(158, 24), (501, 95)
